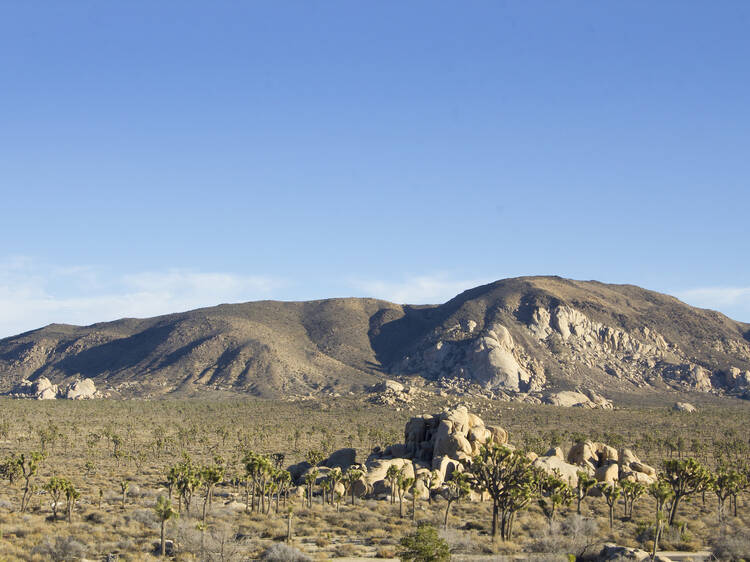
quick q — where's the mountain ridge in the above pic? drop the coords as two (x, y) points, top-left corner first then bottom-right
(1, 276), (749, 400)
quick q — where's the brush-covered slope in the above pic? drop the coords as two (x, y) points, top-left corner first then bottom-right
(0, 276), (748, 398)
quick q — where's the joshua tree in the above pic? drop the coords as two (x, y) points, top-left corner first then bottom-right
(64, 481), (79, 523)
(343, 467), (364, 505)
(201, 457), (226, 520)
(386, 465), (401, 505)
(320, 477), (331, 506)
(662, 458), (712, 525)
(120, 480), (129, 508)
(396, 472), (414, 519)
(324, 467), (342, 506)
(620, 480), (646, 520)
(303, 468), (318, 508)
(711, 464), (745, 522)
(468, 444), (538, 540)
(649, 479), (674, 558)
(44, 476), (67, 520)
(575, 470), (597, 514)
(441, 472), (470, 530)
(154, 495), (179, 557)
(14, 452), (45, 512)
(244, 452), (272, 513)
(598, 482), (621, 529)
(305, 449), (324, 467)
(538, 472), (574, 525)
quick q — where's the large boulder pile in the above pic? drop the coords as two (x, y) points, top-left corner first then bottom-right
(293, 405), (508, 499)
(544, 388), (613, 409)
(368, 380), (421, 406)
(533, 440), (657, 487)
(8, 377), (101, 400)
(293, 406), (657, 501)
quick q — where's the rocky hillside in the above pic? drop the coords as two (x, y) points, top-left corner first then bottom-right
(0, 276), (748, 400)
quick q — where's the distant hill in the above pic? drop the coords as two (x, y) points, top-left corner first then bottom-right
(1, 276), (749, 400)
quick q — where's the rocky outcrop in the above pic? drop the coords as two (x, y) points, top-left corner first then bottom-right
(7, 377), (101, 400)
(10, 377), (59, 400)
(544, 389), (613, 409)
(354, 406), (509, 498)
(65, 378), (98, 400)
(533, 440), (656, 487)
(533, 449), (582, 487)
(368, 380), (421, 406)
(396, 322), (547, 395)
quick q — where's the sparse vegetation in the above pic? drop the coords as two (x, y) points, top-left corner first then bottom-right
(0, 395), (748, 560)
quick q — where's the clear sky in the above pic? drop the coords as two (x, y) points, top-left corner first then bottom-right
(1, 1), (748, 337)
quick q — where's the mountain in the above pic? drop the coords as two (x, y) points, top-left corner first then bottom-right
(1, 276), (749, 400)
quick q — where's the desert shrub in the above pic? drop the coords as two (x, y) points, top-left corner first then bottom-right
(711, 528), (750, 561)
(260, 542), (312, 562)
(130, 508), (158, 526)
(530, 514), (599, 559)
(398, 523), (450, 562)
(333, 543), (361, 557)
(439, 528), (482, 554)
(376, 545), (396, 558)
(31, 536), (87, 562)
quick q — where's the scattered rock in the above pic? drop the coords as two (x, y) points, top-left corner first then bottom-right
(599, 543), (654, 561)
(368, 379), (420, 406)
(544, 389), (613, 409)
(672, 402), (697, 413)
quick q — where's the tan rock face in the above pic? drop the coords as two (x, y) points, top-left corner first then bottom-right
(545, 390), (613, 409)
(66, 378), (98, 400)
(533, 454), (581, 487)
(564, 440), (656, 485)
(595, 462), (619, 484)
(360, 406), (511, 498)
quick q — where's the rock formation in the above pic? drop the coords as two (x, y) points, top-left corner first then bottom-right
(301, 405), (656, 502)
(7, 377), (101, 400)
(544, 389), (613, 409)
(295, 405), (508, 498)
(532, 440), (657, 487)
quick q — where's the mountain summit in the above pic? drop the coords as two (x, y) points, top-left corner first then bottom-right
(1, 276), (749, 400)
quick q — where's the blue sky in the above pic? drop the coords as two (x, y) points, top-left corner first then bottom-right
(1, 1), (749, 337)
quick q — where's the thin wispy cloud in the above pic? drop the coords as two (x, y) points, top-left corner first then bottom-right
(675, 286), (750, 323)
(0, 257), (285, 338)
(350, 274), (494, 304)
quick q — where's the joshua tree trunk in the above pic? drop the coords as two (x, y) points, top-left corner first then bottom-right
(491, 502), (499, 538)
(652, 519), (663, 559)
(287, 511), (293, 543)
(160, 520), (166, 557)
(443, 499), (453, 529)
